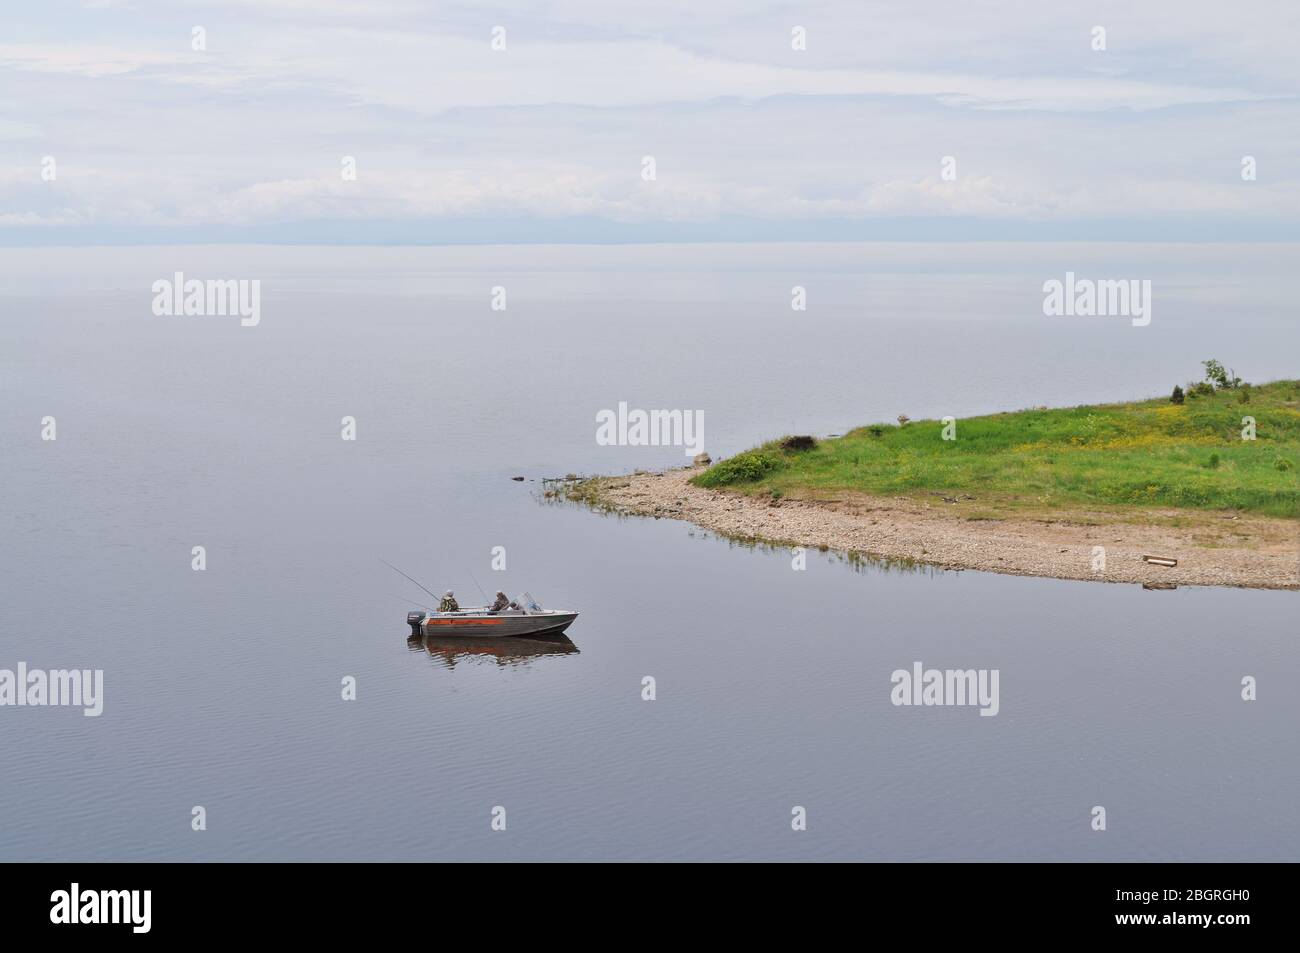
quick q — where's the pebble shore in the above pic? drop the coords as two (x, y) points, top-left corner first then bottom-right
(575, 467), (1300, 590)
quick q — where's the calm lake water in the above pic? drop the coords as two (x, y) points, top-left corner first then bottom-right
(1, 243), (1297, 861)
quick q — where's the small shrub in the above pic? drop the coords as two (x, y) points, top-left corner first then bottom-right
(780, 435), (817, 451)
(1275, 457), (1294, 472)
(868, 426), (884, 438)
(1238, 384), (1251, 404)
(692, 449), (783, 487)
(1170, 385), (1184, 405)
(1206, 453), (1220, 469)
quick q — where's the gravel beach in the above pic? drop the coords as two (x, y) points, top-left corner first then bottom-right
(574, 467), (1300, 590)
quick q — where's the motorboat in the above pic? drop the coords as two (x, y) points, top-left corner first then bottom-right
(406, 592), (578, 639)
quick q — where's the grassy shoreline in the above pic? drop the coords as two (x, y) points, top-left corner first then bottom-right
(692, 379), (1300, 520)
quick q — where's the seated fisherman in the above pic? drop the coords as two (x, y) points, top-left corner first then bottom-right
(438, 590), (460, 613)
(489, 591), (510, 613)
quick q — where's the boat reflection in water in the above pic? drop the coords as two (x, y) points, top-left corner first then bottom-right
(407, 632), (580, 669)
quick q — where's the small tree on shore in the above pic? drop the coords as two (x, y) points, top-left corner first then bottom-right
(1202, 359), (1242, 390)
(1170, 385), (1185, 405)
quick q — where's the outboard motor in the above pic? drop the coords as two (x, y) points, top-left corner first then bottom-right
(406, 611), (426, 635)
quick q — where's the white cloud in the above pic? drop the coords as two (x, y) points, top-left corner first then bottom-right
(0, 0), (1296, 238)
(0, 43), (196, 78)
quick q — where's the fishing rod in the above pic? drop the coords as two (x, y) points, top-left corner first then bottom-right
(388, 592), (435, 611)
(379, 558), (443, 604)
(467, 570), (490, 605)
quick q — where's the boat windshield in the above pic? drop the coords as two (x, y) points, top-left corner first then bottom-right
(520, 591), (542, 611)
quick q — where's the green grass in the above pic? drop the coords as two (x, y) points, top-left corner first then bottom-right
(691, 380), (1300, 519)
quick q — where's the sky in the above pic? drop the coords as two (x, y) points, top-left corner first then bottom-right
(1, 0), (1298, 244)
